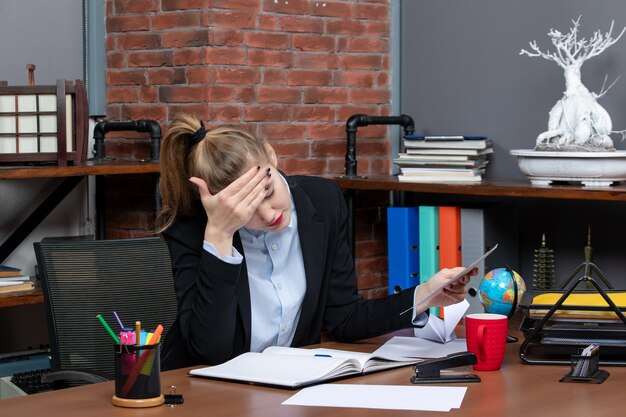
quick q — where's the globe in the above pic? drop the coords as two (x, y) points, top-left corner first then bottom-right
(478, 267), (526, 316)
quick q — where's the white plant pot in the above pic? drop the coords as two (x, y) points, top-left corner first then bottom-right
(510, 149), (626, 186)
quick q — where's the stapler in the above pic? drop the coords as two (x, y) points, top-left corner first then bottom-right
(411, 351), (481, 384)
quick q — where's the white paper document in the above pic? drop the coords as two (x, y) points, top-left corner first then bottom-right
(372, 336), (467, 359)
(282, 384), (467, 412)
(415, 299), (469, 343)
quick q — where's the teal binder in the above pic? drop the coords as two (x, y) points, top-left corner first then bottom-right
(386, 207), (420, 294)
(419, 206), (439, 316)
(418, 206), (439, 285)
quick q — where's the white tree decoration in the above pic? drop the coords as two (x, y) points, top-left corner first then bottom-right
(520, 17), (626, 151)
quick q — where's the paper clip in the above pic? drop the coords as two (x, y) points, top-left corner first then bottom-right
(164, 385), (184, 406)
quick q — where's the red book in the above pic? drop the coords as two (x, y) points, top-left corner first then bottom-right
(438, 206), (462, 319)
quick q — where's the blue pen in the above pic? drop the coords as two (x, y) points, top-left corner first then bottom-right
(314, 354), (332, 357)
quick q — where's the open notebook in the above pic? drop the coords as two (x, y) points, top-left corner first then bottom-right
(189, 346), (419, 389)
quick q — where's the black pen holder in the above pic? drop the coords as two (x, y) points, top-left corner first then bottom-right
(111, 343), (164, 408)
(560, 349), (609, 384)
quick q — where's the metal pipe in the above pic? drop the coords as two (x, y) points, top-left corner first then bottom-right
(93, 119), (162, 161)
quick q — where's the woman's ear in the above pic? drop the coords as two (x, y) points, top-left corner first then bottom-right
(265, 143), (278, 166)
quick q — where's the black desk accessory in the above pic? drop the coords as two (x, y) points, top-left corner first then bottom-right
(560, 345), (609, 384)
(411, 352), (480, 384)
(519, 232), (626, 365)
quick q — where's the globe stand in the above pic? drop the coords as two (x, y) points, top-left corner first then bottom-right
(505, 266), (519, 343)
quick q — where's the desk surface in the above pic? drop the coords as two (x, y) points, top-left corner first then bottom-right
(2, 329), (624, 417)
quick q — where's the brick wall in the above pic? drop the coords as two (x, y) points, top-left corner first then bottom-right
(104, 0), (392, 298)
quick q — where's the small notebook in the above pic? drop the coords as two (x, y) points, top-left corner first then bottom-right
(189, 346), (419, 389)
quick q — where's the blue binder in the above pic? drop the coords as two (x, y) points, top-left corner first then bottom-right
(387, 207), (420, 294)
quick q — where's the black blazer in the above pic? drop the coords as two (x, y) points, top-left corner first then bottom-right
(161, 175), (418, 370)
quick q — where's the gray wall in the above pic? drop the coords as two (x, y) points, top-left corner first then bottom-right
(0, 0), (87, 355)
(399, 1), (626, 288)
(400, 0), (626, 180)
(0, 0), (83, 84)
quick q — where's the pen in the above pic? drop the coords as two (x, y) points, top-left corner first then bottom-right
(113, 311), (125, 329)
(314, 354), (332, 357)
(96, 314), (120, 344)
(135, 321), (141, 347)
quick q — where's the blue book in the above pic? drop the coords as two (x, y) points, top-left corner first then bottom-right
(386, 207), (420, 294)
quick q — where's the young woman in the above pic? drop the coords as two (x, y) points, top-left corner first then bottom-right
(157, 114), (473, 369)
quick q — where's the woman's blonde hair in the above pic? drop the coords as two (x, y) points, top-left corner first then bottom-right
(157, 114), (270, 231)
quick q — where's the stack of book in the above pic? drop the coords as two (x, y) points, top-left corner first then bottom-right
(394, 135), (493, 182)
(0, 265), (34, 294)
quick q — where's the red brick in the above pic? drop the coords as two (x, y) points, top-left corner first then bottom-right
(214, 67), (261, 84)
(290, 105), (334, 122)
(211, 105), (242, 121)
(204, 10), (256, 29)
(308, 1), (352, 18)
(304, 88), (348, 104)
(287, 70), (332, 86)
(147, 68), (186, 84)
(335, 71), (375, 87)
(292, 34), (335, 52)
(280, 158), (326, 175)
(348, 88), (389, 104)
(257, 87), (301, 103)
(243, 105), (289, 121)
(260, 124), (306, 140)
(339, 55), (383, 70)
(117, 33), (161, 50)
(159, 85), (211, 102)
(306, 123), (344, 140)
(173, 48), (206, 65)
(108, 70), (146, 85)
(209, 28), (245, 46)
(107, 51), (126, 68)
(127, 51), (173, 67)
(278, 16), (323, 33)
(169, 104), (211, 121)
(107, 15), (150, 32)
(263, 0), (308, 15)
(162, 30), (209, 48)
(348, 37), (388, 53)
(258, 14), (278, 31)
(233, 86), (256, 103)
(338, 105), (384, 121)
(271, 141), (310, 158)
(326, 19), (367, 35)
(151, 12), (199, 30)
(356, 240), (387, 258)
(366, 20), (389, 37)
(263, 69), (288, 85)
(186, 66), (214, 83)
(354, 3), (389, 20)
(245, 32), (290, 49)
(205, 48), (247, 65)
(121, 104), (167, 121)
(140, 86), (158, 102)
(294, 53), (339, 69)
(311, 140), (344, 157)
(212, 0), (261, 11)
(113, 0), (159, 14)
(162, 0), (209, 11)
(107, 87), (139, 103)
(248, 50), (292, 67)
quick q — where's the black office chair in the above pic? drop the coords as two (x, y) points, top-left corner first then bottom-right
(33, 236), (178, 387)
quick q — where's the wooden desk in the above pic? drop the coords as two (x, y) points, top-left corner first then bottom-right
(2, 329), (623, 417)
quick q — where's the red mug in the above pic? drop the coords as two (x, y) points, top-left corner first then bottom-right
(465, 313), (508, 371)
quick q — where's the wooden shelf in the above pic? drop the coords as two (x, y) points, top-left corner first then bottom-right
(0, 159), (160, 180)
(0, 282), (43, 308)
(334, 175), (626, 202)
